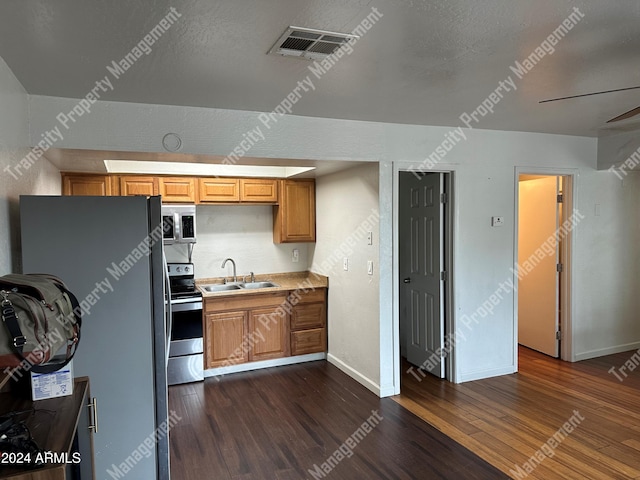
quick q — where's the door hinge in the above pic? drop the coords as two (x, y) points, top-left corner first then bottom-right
(557, 193), (564, 203)
(440, 271), (446, 281)
(556, 263), (563, 273)
(556, 331), (562, 341)
(441, 349), (448, 358)
(441, 193), (447, 204)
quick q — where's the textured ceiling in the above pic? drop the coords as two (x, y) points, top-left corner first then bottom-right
(1, 0), (640, 137)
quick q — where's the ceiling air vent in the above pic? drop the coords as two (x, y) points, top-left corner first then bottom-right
(268, 27), (358, 60)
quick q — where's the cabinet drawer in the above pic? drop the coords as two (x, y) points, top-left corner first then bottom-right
(205, 292), (288, 314)
(291, 328), (326, 355)
(289, 288), (326, 305)
(291, 302), (326, 330)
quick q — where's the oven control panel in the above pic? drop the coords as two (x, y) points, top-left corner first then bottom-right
(167, 263), (194, 277)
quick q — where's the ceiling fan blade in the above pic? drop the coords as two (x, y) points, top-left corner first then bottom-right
(607, 105), (640, 123)
(539, 85), (640, 104)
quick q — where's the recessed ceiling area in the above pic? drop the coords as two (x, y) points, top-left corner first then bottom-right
(1, 1), (640, 138)
(44, 148), (367, 178)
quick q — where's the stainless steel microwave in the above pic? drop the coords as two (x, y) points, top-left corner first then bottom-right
(162, 205), (196, 244)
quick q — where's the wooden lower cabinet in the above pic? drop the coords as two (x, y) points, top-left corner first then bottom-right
(248, 307), (289, 361)
(205, 311), (248, 368)
(290, 298), (327, 355)
(204, 288), (327, 369)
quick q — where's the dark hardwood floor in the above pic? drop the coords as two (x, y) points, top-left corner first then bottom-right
(395, 346), (640, 479)
(169, 361), (507, 479)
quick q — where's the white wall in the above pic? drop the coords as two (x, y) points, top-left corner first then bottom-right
(27, 95), (640, 393)
(313, 163), (380, 394)
(165, 205), (310, 278)
(572, 170), (640, 359)
(0, 59), (59, 275)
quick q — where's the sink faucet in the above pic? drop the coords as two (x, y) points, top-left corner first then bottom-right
(243, 271), (255, 283)
(221, 258), (237, 283)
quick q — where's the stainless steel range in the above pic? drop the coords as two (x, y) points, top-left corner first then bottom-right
(167, 262), (203, 385)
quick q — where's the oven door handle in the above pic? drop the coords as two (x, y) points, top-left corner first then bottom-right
(163, 252), (173, 368)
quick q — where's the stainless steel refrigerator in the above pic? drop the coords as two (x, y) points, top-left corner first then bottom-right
(20, 195), (170, 480)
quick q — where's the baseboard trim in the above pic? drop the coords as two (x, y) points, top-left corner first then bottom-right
(327, 353), (381, 396)
(574, 342), (640, 362)
(457, 365), (516, 384)
(203, 353), (326, 378)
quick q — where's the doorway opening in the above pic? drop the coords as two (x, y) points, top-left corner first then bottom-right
(516, 174), (573, 360)
(398, 171), (453, 383)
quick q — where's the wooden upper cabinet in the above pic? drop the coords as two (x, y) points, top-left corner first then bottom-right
(159, 177), (196, 203)
(62, 174), (113, 196)
(119, 176), (158, 196)
(198, 178), (239, 203)
(240, 179), (278, 203)
(273, 179), (316, 243)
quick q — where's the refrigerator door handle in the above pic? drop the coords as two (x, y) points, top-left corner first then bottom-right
(163, 252), (173, 368)
(173, 212), (180, 242)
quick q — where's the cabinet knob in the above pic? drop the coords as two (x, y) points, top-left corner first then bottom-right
(403, 278), (411, 284)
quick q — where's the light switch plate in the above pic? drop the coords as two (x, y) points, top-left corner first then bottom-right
(292, 249), (299, 263)
(367, 260), (373, 275)
(491, 216), (505, 227)
(343, 258), (349, 271)
(367, 232), (373, 245)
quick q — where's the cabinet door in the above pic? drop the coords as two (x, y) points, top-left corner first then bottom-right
(248, 307), (290, 361)
(119, 176), (158, 196)
(62, 174), (113, 196)
(205, 311), (247, 368)
(159, 177), (196, 203)
(240, 179), (278, 203)
(274, 180), (316, 243)
(198, 178), (240, 203)
(291, 328), (326, 355)
(291, 302), (326, 330)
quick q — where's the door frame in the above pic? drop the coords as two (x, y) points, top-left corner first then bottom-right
(394, 165), (457, 389)
(513, 167), (577, 364)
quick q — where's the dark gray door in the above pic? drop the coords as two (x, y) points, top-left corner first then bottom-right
(399, 173), (445, 378)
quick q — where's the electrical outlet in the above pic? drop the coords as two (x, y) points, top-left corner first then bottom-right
(292, 249), (299, 263)
(343, 257), (349, 271)
(491, 216), (505, 227)
(367, 260), (373, 275)
(367, 231), (373, 245)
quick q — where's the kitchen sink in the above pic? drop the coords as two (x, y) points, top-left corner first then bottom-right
(201, 284), (242, 292)
(239, 281), (279, 289)
(200, 282), (279, 293)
